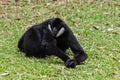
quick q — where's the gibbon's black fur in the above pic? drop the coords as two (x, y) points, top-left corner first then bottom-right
(18, 18), (88, 68)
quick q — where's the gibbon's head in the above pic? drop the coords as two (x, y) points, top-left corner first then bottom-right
(48, 18), (66, 37)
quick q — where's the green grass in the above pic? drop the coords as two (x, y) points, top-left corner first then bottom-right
(0, 0), (120, 80)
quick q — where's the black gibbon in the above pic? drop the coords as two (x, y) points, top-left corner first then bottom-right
(18, 18), (88, 68)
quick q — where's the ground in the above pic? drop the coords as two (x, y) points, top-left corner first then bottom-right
(0, 0), (120, 80)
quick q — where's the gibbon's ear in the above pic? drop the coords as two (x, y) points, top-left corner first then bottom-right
(56, 27), (65, 37)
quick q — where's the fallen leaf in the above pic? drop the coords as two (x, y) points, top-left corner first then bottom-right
(93, 26), (100, 30)
(107, 28), (113, 32)
(0, 72), (10, 77)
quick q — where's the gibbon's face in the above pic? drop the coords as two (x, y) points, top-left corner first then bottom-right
(48, 18), (65, 37)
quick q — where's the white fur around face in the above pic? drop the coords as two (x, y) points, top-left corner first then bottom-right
(48, 24), (65, 37)
(56, 27), (65, 37)
(48, 24), (52, 32)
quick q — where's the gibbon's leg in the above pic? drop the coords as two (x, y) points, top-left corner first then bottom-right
(22, 28), (43, 58)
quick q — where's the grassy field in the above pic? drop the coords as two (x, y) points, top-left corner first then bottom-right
(0, 0), (120, 80)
